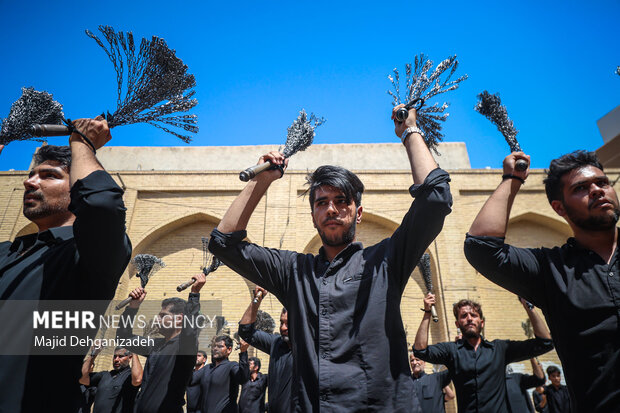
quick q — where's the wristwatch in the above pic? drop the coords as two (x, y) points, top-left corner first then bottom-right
(401, 126), (424, 143)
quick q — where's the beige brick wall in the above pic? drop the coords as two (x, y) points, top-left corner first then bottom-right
(3, 157), (618, 412)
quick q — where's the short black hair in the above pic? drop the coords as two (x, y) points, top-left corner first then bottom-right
(33, 145), (71, 171)
(197, 350), (207, 358)
(306, 165), (364, 208)
(249, 356), (261, 371)
(281, 307), (288, 315)
(161, 297), (186, 315)
(214, 335), (233, 349)
(547, 365), (561, 376)
(114, 346), (131, 356)
(544, 151), (604, 203)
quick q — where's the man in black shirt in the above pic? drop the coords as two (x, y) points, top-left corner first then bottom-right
(533, 386), (550, 413)
(409, 353), (454, 413)
(238, 287), (292, 413)
(239, 356), (268, 413)
(464, 150), (620, 412)
(544, 365), (571, 413)
(198, 335), (250, 413)
(187, 350), (207, 413)
(505, 357), (545, 413)
(209, 105), (452, 411)
(413, 295), (554, 413)
(79, 346), (143, 413)
(118, 273), (206, 413)
(0, 118), (132, 413)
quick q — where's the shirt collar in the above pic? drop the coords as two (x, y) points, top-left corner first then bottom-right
(456, 337), (493, 349)
(10, 226), (73, 252)
(318, 241), (363, 262)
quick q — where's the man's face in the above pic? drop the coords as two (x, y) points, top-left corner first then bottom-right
(211, 340), (231, 362)
(249, 360), (258, 374)
(552, 166), (620, 231)
(455, 305), (484, 339)
(196, 352), (206, 367)
(311, 186), (362, 248)
(280, 312), (289, 344)
(155, 305), (182, 337)
(23, 161), (72, 225)
(112, 349), (131, 370)
(549, 371), (562, 387)
(409, 354), (425, 377)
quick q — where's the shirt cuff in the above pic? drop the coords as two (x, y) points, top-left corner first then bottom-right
(408, 168), (451, 197)
(210, 228), (247, 248)
(238, 323), (256, 342)
(68, 170), (123, 213)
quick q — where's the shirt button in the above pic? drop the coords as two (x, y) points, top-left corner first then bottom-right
(321, 353), (327, 359)
(321, 308), (327, 315)
(322, 279), (327, 285)
(610, 272), (614, 277)
(321, 395), (327, 401)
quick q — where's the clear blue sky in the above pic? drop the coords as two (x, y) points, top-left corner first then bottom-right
(1, 0), (618, 171)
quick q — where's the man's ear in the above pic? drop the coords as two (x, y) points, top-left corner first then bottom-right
(550, 200), (566, 217)
(356, 206), (363, 224)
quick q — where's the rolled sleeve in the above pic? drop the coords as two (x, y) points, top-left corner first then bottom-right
(413, 342), (452, 366)
(238, 323), (276, 354)
(69, 170), (131, 296)
(464, 234), (546, 308)
(388, 168), (452, 290)
(505, 337), (554, 364)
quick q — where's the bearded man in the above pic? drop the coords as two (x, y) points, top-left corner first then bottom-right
(209, 105), (453, 411)
(464, 150), (620, 412)
(413, 295), (553, 413)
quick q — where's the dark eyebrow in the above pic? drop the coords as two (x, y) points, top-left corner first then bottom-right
(30, 167), (64, 177)
(569, 176), (608, 189)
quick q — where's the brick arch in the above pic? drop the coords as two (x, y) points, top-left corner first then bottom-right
(506, 211), (571, 248)
(115, 212), (257, 316)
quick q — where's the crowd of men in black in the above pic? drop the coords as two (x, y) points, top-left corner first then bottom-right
(0, 103), (618, 412)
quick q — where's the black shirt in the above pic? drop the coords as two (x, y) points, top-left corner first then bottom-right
(464, 233), (620, 412)
(117, 293), (201, 413)
(506, 372), (545, 413)
(210, 168), (452, 412)
(0, 170), (131, 413)
(411, 370), (450, 413)
(532, 389), (549, 413)
(544, 384), (571, 413)
(187, 367), (205, 413)
(239, 372), (268, 413)
(198, 353), (250, 413)
(90, 367), (139, 413)
(238, 324), (292, 413)
(413, 337), (554, 413)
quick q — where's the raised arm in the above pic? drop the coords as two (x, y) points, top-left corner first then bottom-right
(233, 341), (251, 385)
(217, 152), (288, 233)
(392, 105), (437, 184)
(531, 358), (544, 381)
(68, 117), (110, 185)
(116, 287), (152, 356)
(413, 293), (435, 351)
(79, 353), (97, 386)
(131, 353), (143, 387)
(179, 273), (206, 355)
(521, 298), (550, 340)
(68, 117), (131, 297)
(468, 153), (530, 237)
(239, 286), (267, 325)
(238, 287), (277, 354)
